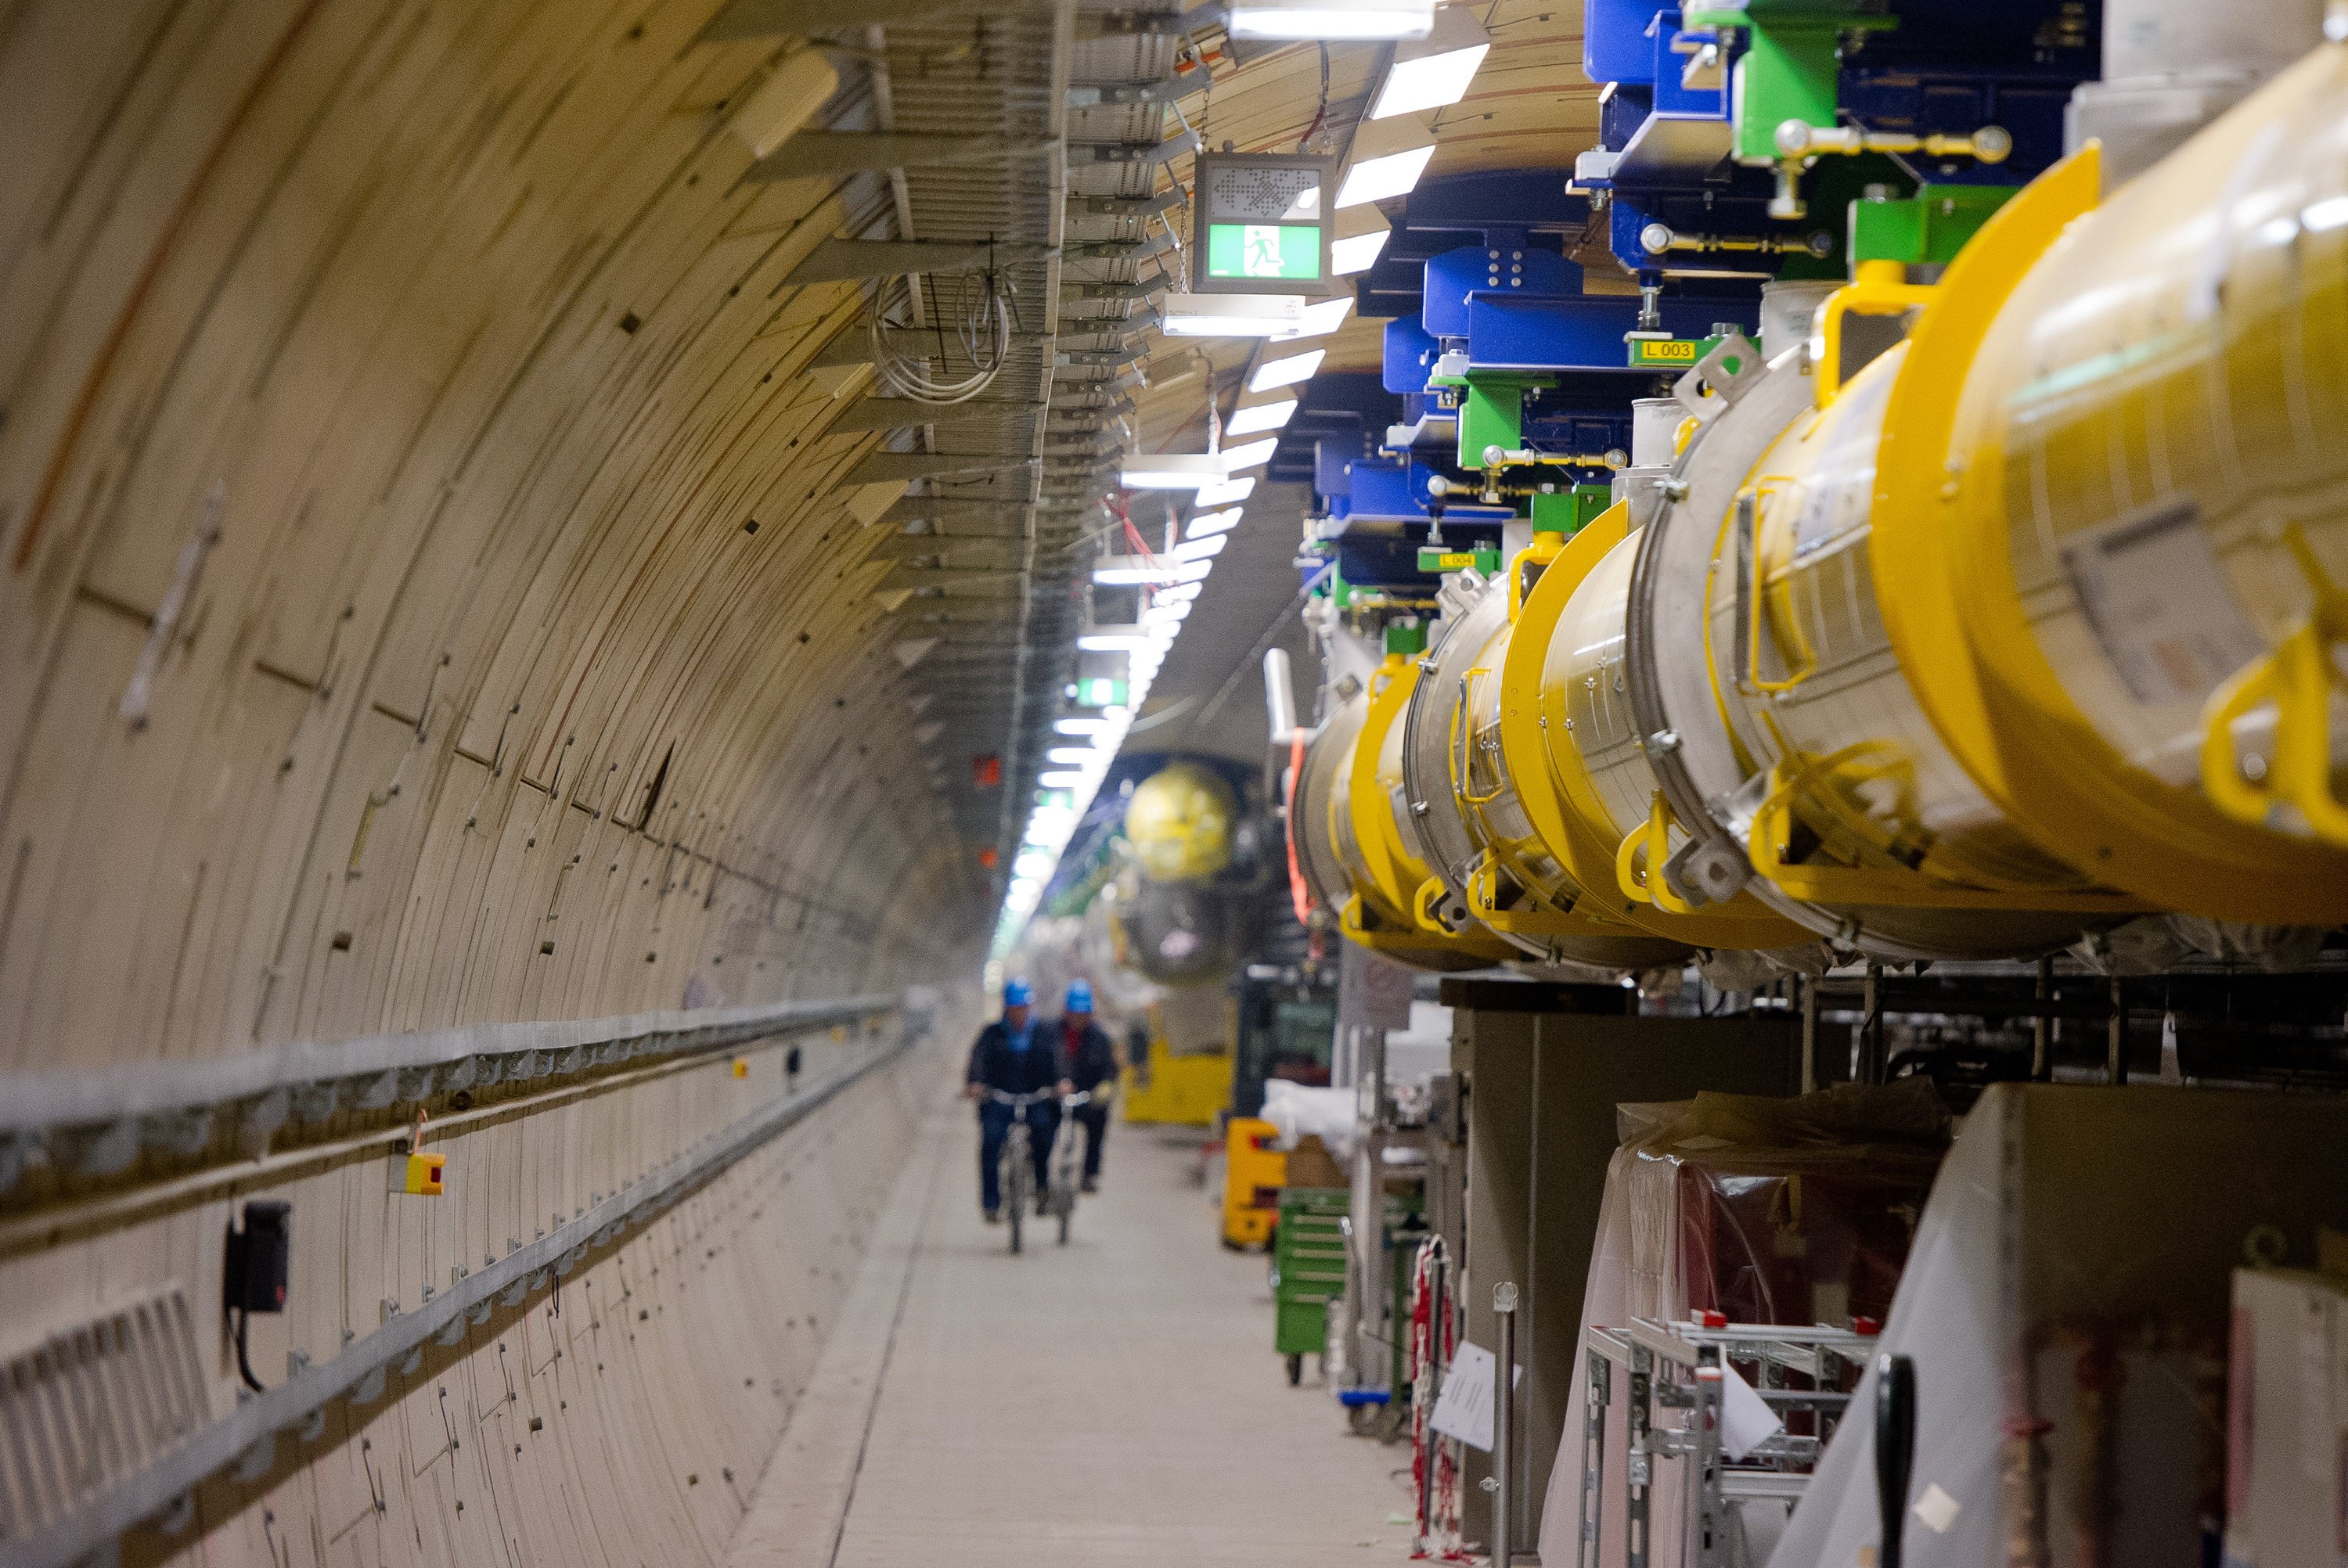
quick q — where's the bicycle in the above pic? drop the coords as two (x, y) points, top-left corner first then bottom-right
(988, 1088), (1092, 1253)
(1044, 1090), (1093, 1246)
(986, 1088), (1056, 1254)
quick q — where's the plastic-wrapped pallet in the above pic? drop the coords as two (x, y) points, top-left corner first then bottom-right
(1766, 1084), (2348, 1568)
(1536, 1081), (1950, 1568)
(1261, 1079), (1359, 1161)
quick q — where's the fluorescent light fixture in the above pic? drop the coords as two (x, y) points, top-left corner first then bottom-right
(1226, 401), (1297, 437)
(1076, 628), (1158, 650)
(1187, 507), (1244, 538)
(1156, 581), (1206, 601)
(1274, 296), (1355, 340)
(1170, 534), (1228, 563)
(1039, 771), (1087, 789)
(1370, 7), (1490, 118)
(1119, 453), (1227, 490)
(1226, 0), (1434, 40)
(1093, 555), (1187, 585)
(1332, 230), (1390, 274)
(1046, 746), (1097, 764)
(1251, 350), (1325, 394)
(1222, 437), (1280, 472)
(1054, 717), (1114, 735)
(1337, 143), (1435, 208)
(1161, 292), (1308, 338)
(1194, 475), (1258, 507)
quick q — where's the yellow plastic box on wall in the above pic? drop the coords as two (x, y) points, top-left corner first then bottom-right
(393, 1150), (445, 1196)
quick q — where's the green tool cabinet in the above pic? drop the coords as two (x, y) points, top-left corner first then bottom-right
(1271, 1189), (1349, 1379)
(1269, 1187), (1424, 1388)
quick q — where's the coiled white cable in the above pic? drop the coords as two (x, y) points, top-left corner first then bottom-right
(867, 268), (1014, 405)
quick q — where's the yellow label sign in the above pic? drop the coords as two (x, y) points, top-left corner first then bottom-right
(1430, 552), (1478, 570)
(1630, 339), (1699, 365)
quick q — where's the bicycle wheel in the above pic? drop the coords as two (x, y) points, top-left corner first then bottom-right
(1004, 1128), (1026, 1254)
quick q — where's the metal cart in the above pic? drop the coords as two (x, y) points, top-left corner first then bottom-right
(1576, 1318), (1874, 1568)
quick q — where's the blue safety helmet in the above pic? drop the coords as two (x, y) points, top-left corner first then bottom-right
(1064, 979), (1094, 1013)
(1003, 977), (1033, 1008)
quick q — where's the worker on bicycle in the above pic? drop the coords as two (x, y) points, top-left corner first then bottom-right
(963, 977), (1071, 1223)
(1052, 980), (1121, 1193)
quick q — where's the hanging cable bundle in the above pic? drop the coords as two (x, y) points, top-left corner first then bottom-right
(866, 262), (1016, 405)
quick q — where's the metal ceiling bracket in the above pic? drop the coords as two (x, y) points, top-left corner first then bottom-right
(748, 132), (1056, 182)
(781, 239), (1056, 286)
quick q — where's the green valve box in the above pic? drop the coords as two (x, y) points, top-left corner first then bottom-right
(1683, 2), (1899, 168)
(1850, 183), (2021, 266)
(1532, 485), (1613, 535)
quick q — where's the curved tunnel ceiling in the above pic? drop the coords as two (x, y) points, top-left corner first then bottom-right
(0, 0), (1079, 1069)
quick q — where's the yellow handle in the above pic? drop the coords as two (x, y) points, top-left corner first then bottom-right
(1813, 267), (1937, 407)
(1413, 874), (1456, 933)
(1614, 793), (1698, 915)
(2200, 621), (2348, 847)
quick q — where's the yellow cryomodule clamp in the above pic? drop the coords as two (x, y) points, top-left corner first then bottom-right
(1811, 260), (1936, 408)
(2200, 527), (2348, 847)
(1507, 501), (1808, 949)
(1615, 793), (1701, 915)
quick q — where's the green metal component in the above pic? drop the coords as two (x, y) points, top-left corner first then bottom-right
(1269, 1188), (1423, 1379)
(1849, 184), (2022, 266)
(1531, 485), (1613, 535)
(1686, 4), (1898, 167)
(1271, 1189), (1347, 1358)
(1456, 372), (1550, 470)
(1383, 620), (1427, 657)
(1418, 545), (1503, 575)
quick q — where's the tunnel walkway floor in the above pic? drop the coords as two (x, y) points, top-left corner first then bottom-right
(726, 1079), (1418, 1567)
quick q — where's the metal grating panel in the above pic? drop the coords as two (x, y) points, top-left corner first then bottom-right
(0, 1286), (207, 1545)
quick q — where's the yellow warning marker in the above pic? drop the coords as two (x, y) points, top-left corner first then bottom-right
(396, 1150), (445, 1195)
(393, 1108), (445, 1196)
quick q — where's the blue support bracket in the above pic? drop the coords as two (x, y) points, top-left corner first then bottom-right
(1463, 292), (1756, 373)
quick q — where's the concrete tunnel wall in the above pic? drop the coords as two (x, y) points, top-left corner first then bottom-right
(0, 0), (994, 1561)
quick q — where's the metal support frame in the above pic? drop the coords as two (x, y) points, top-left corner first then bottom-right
(2033, 955), (2054, 1081)
(1578, 1338), (1610, 1568)
(0, 994), (899, 1195)
(782, 239), (1056, 286)
(747, 131), (1057, 182)
(1493, 1281), (1520, 1563)
(1798, 976), (1818, 1095)
(1582, 1319), (1870, 1568)
(7, 1027), (918, 1568)
(844, 451), (1039, 484)
(2106, 976), (2128, 1084)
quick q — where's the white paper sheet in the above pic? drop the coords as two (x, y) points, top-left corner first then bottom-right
(1719, 1361), (1784, 1461)
(1428, 1342), (1522, 1452)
